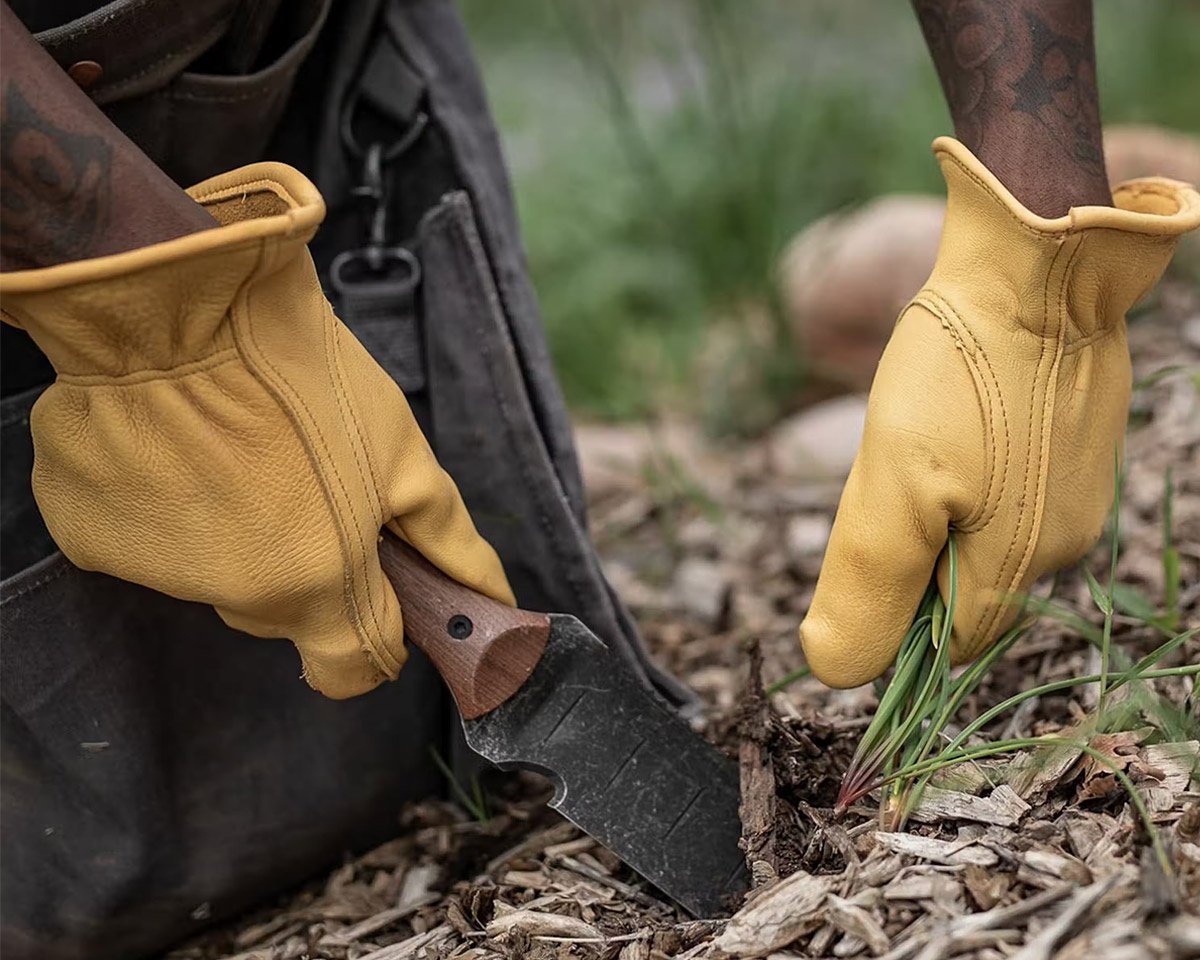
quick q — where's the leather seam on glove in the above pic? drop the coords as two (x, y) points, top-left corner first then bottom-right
(911, 293), (1008, 537)
(970, 239), (1059, 652)
(324, 305), (401, 675)
(54, 347), (240, 387)
(912, 290), (1008, 532)
(188, 178), (309, 232)
(971, 235), (1087, 656)
(229, 251), (393, 683)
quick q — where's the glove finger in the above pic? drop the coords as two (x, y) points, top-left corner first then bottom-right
(332, 322), (516, 610)
(800, 456), (950, 688)
(384, 460), (515, 608)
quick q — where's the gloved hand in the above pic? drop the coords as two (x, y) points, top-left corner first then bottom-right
(0, 162), (514, 699)
(801, 137), (1200, 688)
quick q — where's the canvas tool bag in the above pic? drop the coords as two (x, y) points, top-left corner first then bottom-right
(0, 2), (688, 956)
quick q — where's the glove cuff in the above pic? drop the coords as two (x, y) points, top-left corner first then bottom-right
(928, 137), (1200, 342)
(0, 163), (326, 378)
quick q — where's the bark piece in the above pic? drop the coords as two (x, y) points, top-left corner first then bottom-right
(713, 871), (833, 958)
(873, 832), (999, 867)
(825, 894), (889, 956)
(485, 910), (602, 941)
(738, 642), (777, 884)
(907, 784), (1031, 827)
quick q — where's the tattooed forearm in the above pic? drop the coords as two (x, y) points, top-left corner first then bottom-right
(913, 0), (1111, 217)
(0, 2), (214, 272)
(1, 81), (113, 267)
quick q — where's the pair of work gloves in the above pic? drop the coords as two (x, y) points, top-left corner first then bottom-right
(2, 139), (1198, 699)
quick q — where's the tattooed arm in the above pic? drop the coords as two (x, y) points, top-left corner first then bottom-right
(0, 2), (214, 271)
(912, 0), (1111, 217)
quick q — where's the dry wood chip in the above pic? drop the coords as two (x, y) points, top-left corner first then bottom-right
(881, 873), (961, 905)
(501, 869), (553, 890)
(319, 895), (438, 946)
(357, 923), (453, 960)
(824, 894), (889, 955)
(1020, 848), (1092, 884)
(1008, 876), (1117, 960)
(542, 837), (596, 860)
(713, 870), (833, 957)
(807, 921), (839, 957)
(556, 854), (666, 909)
(963, 864), (1010, 911)
(484, 910), (602, 941)
(1136, 741), (1200, 793)
(483, 822), (577, 875)
(1009, 735), (1085, 803)
(908, 784), (1031, 827)
(620, 940), (653, 960)
(884, 883), (1074, 960)
(874, 832), (999, 867)
(1062, 814), (1112, 862)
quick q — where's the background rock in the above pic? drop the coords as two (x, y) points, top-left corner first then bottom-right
(767, 395), (868, 481)
(778, 195), (944, 391)
(1104, 124), (1200, 185)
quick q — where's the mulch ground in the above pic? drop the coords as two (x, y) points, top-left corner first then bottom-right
(171, 281), (1200, 960)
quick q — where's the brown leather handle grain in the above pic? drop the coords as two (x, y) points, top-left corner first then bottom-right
(378, 530), (550, 719)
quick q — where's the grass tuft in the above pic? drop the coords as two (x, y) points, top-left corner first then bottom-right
(835, 462), (1198, 877)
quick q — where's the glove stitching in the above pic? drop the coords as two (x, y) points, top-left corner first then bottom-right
(968, 239), (1060, 653)
(189, 177), (300, 209)
(323, 305), (398, 674)
(232, 241), (387, 687)
(55, 348), (240, 387)
(972, 236), (1085, 658)
(913, 292), (1009, 535)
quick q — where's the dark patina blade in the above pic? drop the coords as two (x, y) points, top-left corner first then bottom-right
(464, 614), (748, 917)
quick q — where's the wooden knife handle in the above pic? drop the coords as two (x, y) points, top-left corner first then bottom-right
(378, 530), (550, 719)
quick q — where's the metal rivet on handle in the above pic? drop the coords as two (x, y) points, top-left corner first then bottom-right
(447, 615), (473, 640)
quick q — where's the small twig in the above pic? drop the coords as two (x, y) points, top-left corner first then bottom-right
(533, 931), (650, 944)
(356, 923), (453, 960)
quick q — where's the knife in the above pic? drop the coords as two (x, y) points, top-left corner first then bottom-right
(378, 530), (749, 917)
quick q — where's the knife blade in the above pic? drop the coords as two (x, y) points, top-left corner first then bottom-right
(379, 531), (748, 917)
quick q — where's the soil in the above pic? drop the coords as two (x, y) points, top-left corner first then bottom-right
(171, 281), (1200, 960)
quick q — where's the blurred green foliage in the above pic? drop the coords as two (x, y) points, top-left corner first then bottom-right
(459, 0), (1200, 433)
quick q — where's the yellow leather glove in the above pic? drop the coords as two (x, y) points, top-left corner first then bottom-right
(801, 137), (1200, 688)
(0, 162), (514, 699)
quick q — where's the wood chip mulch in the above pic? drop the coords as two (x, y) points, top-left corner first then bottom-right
(171, 282), (1200, 960)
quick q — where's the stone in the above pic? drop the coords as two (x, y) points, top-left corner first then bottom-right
(768, 395), (867, 480)
(1182, 315), (1200, 352)
(778, 195), (944, 390)
(671, 557), (730, 626)
(1104, 124), (1200, 186)
(785, 514), (832, 560)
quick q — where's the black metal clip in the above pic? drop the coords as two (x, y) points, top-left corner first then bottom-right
(330, 111), (430, 301)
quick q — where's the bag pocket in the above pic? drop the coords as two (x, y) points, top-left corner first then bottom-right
(0, 385), (55, 579)
(155, 0), (331, 185)
(413, 192), (691, 705)
(0, 551), (446, 959)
